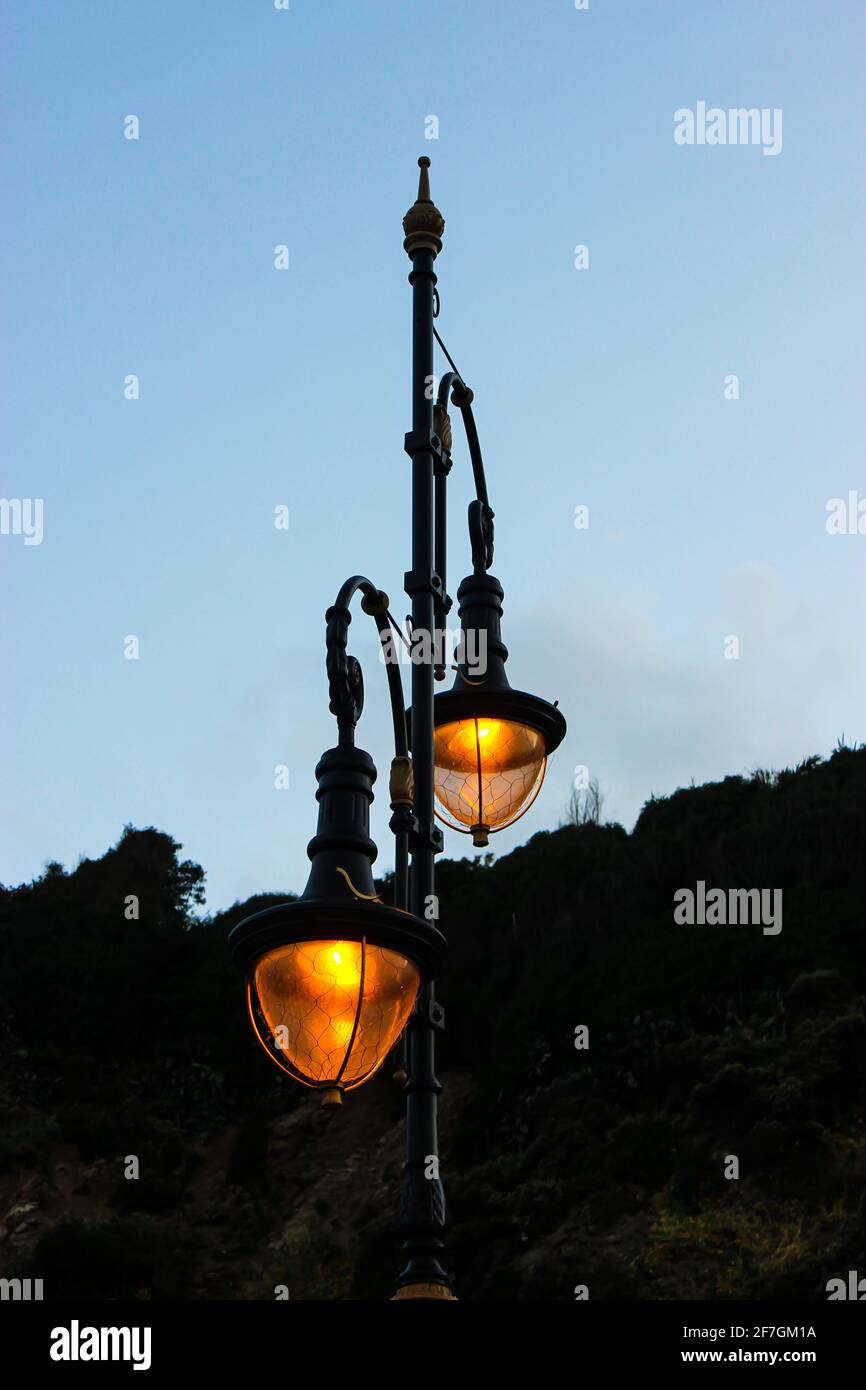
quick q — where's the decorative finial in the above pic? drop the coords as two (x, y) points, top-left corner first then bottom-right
(403, 156), (445, 258)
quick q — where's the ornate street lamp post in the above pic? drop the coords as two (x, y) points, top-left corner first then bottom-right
(228, 160), (566, 1301)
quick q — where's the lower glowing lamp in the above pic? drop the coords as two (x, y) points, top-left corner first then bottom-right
(228, 743), (446, 1104)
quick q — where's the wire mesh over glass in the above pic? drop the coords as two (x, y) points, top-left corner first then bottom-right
(249, 938), (419, 1090)
(433, 717), (547, 844)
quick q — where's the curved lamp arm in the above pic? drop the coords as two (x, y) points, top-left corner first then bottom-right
(325, 574), (414, 909)
(436, 371), (490, 509)
(433, 373), (495, 659)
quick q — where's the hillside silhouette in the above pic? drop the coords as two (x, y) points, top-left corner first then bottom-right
(1, 744), (864, 1300)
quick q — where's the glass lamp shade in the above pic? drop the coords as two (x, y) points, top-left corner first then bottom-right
(230, 893), (444, 1102)
(248, 937), (419, 1094)
(433, 717), (547, 846)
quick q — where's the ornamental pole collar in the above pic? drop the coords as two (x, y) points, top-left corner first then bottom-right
(403, 156), (445, 258)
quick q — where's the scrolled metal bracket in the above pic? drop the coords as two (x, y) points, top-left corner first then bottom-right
(325, 602), (364, 735)
(468, 498), (495, 573)
(325, 577), (411, 764)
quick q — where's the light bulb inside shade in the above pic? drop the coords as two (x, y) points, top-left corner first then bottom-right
(250, 939), (419, 1090)
(433, 717), (547, 836)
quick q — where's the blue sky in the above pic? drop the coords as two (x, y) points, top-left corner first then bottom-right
(2, 1), (864, 911)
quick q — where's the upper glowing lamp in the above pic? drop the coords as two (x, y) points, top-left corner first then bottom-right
(429, 571), (566, 846)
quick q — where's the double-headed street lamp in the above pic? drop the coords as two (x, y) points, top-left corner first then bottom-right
(228, 160), (567, 1301)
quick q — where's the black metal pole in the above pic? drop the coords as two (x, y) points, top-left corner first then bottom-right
(393, 159), (453, 1299)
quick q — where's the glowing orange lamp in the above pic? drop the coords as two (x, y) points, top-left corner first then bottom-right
(430, 571), (566, 846)
(228, 744), (445, 1103)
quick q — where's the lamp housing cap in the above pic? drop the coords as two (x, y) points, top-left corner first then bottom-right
(410, 570), (567, 754)
(227, 741), (446, 979)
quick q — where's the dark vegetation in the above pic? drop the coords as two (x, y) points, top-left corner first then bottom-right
(1, 744), (864, 1299)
